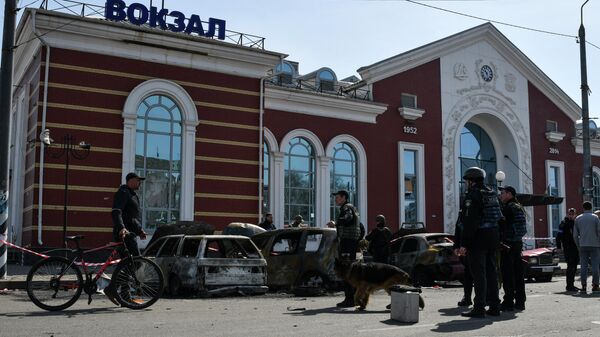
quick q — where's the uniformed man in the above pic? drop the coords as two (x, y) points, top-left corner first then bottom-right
(458, 167), (501, 318)
(556, 208), (579, 292)
(328, 190), (360, 307)
(111, 172), (147, 256)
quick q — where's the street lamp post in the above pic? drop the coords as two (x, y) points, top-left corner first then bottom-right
(495, 171), (506, 189)
(580, 0), (592, 202)
(41, 130), (91, 247)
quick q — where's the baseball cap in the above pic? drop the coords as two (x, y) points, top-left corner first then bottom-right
(499, 185), (516, 196)
(331, 190), (349, 199)
(126, 172), (146, 181)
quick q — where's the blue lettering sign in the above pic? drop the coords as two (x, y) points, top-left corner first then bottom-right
(104, 0), (226, 40)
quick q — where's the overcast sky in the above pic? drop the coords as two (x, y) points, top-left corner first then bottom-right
(3, 0), (599, 119)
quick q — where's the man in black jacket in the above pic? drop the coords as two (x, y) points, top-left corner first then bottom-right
(458, 167), (501, 318)
(111, 172), (147, 256)
(365, 214), (392, 263)
(556, 208), (579, 292)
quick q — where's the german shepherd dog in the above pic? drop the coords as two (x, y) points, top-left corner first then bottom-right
(334, 259), (425, 310)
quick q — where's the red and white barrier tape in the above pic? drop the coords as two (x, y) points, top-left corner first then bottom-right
(0, 239), (121, 266)
(0, 239), (49, 259)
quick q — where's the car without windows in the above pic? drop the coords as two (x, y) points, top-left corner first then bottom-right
(251, 227), (343, 296)
(388, 233), (464, 286)
(143, 234), (268, 296)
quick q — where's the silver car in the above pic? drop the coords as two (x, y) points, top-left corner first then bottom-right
(144, 234), (268, 296)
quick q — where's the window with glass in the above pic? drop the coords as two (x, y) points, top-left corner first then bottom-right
(330, 142), (358, 221)
(135, 94), (182, 233)
(285, 137), (316, 227)
(263, 142), (270, 215)
(593, 173), (600, 211)
(275, 62), (294, 85)
(459, 122), (497, 194)
(318, 70), (335, 91)
(404, 149), (418, 223)
(401, 93), (417, 109)
(548, 166), (561, 236)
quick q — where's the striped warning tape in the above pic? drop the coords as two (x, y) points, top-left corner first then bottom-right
(0, 239), (120, 266)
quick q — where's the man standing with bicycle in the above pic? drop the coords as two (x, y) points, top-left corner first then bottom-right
(111, 172), (148, 256)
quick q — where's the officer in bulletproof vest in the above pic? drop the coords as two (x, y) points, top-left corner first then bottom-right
(458, 167), (501, 318)
(498, 185), (527, 311)
(328, 189), (361, 307)
(111, 172), (148, 256)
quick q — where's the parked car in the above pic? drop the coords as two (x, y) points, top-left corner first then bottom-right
(251, 227), (342, 296)
(522, 247), (560, 282)
(388, 233), (464, 286)
(143, 234), (268, 296)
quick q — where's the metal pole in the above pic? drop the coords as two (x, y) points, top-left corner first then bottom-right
(0, 0), (18, 279)
(62, 135), (71, 248)
(580, 0), (592, 202)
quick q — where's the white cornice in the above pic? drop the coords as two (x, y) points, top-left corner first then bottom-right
(265, 87), (387, 124)
(357, 23), (581, 122)
(398, 107), (426, 121)
(545, 131), (566, 143)
(571, 137), (600, 156)
(20, 9), (286, 79)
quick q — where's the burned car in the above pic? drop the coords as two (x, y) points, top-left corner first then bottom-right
(522, 247), (560, 282)
(389, 233), (464, 286)
(251, 227), (342, 296)
(143, 234), (268, 296)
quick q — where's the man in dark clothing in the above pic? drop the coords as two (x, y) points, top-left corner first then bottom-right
(259, 212), (276, 231)
(453, 210), (473, 307)
(458, 167), (501, 318)
(498, 186), (527, 311)
(365, 214), (392, 264)
(556, 208), (579, 292)
(111, 172), (147, 256)
(291, 215), (305, 228)
(327, 190), (361, 308)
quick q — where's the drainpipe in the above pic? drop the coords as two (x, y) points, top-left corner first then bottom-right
(32, 10), (50, 245)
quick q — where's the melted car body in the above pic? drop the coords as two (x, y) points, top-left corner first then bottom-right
(144, 234), (268, 296)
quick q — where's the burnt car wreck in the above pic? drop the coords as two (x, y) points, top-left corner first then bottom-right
(144, 234), (268, 297)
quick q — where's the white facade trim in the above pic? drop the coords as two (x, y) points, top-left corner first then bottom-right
(8, 89), (28, 246)
(545, 160), (566, 236)
(122, 79), (199, 223)
(262, 128), (279, 226)
(398, 142), (426, 229)
(265, 86), (387, 124)
(24, 9), (285, 79)
(325, 135), (368, 226)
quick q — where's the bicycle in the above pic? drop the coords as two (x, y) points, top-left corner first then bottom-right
(26, 234), (164, 311)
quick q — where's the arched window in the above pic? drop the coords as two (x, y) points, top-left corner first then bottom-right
(330, 142), (358, 220)
(318, 69), (335, 91)
(594, 172), (600, 211)
(135, 95), (182, 232)
(263, 141), (270, 215)
(459, 122), (497, 193)
(284, 137), (316, 227)
(275, 62), (294, 85)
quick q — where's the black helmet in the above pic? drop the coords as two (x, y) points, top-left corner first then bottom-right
(463, 167), (486, 181)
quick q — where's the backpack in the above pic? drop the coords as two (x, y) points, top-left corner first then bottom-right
(480, 188), (502, 228)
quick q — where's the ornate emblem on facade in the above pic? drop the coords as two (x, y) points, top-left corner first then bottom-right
(505, 73), (516, 92)
(454, 63), (468, 80)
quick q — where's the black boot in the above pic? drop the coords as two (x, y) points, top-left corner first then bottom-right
(457, 297), (473, 306)
(461, 307), (485, 318)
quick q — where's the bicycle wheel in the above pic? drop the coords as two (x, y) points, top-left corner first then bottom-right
(26, 256), (83, 311)
(111, 256), (164, 309)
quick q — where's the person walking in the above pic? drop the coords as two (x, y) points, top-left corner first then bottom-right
(498, 186), (527, 311)
(573, 201), (600, 294)
(365, 214), (392, 264)
(458, 167), (501, 318)
(327, 190), (361, 307)
(556, 208), (580, 292)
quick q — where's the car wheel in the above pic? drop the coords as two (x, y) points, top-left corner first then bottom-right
(535, 275), (552, 282)
(412, 267), (434, 287)
(293, 271), (326, 297)
(169, 274), (182, 296)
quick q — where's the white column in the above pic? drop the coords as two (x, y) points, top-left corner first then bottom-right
(317, 155), (332, 227)
(180, 123), (196, 221)
(121, 118), (137, 181)
(272, 151), (285, 228)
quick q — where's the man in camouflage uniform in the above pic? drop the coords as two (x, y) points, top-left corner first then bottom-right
(329, 190), (360, 307)
(458, 167), (501, 318)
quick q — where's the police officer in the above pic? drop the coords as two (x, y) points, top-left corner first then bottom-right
(328, 190), (360, 307)
(556, 208), (579, 292)
(458, 167), (501, 318)
(498, 186), (527, 311)
(111, 172), (148, 256)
